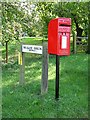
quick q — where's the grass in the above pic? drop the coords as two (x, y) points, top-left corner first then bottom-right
(1, 37), (88, 118)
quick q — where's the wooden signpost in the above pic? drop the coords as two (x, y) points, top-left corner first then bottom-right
(19, 42), (48, 94)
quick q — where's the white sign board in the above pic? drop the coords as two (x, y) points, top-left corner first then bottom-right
(22, 45), (42, 54)
(61, 36), (67, 49)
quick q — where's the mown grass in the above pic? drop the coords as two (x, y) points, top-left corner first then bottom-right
(2, 37), (88, 118)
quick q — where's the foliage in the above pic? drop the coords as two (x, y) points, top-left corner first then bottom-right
(35, 2), (54, 37)
(2, 2), (22, 44)
(1, 2), (89, 43)
(1, 2), (37, 45)
(37, 2), (89, 37)
(18, 2), (37, 37)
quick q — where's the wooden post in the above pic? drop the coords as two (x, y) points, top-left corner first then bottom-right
(73, 32), (77, 54)
(19, 44), (25, 85)
(41, 41), (48, 94)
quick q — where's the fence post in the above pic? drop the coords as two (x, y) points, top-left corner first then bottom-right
(41, 41), (48, 94)
(73, 32), (77, 54)
(19, 44), (25, 85)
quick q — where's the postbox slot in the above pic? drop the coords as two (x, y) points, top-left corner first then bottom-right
(58, 19), (71, 26)
(59, 24), (70, 26)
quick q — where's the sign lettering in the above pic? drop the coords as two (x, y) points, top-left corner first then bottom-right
(22, 45), (42, 54)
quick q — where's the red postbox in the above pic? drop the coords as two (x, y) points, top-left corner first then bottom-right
(48, 17), (71, 56)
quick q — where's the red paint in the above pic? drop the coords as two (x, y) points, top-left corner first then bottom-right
(48, 18), (71, 56)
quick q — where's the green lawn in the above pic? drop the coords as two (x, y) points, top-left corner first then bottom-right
(2, 37), (88, 118)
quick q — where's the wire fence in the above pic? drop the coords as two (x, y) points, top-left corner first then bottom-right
(76, 36), (88, 52)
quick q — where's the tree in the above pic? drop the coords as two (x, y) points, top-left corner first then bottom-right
(2, 2), (23, 63)
(18, 2), (37, 37)
(35, 2), (88, 40)
(53, 2), (88, 40)
(2, 2), (41, 62)
(35, 2), (54, 37)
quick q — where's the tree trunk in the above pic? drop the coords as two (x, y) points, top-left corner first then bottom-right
(76, 27), (83, 41)
(6, 41), (8, 63)
(87, 2), (90, 54)
(74, 16), (83, 42)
